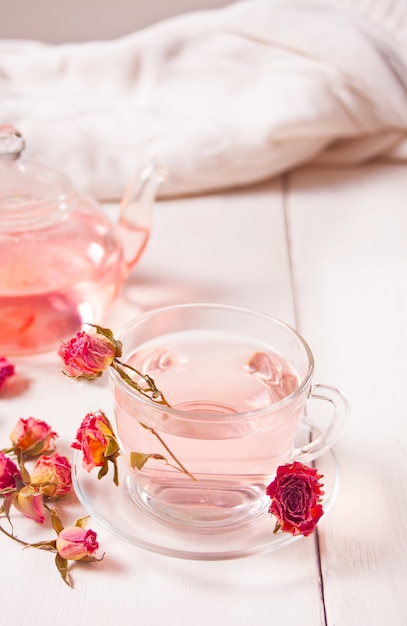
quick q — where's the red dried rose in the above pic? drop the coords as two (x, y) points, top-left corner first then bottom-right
(0, 451), (21, 492)
(0, 356), (14, 390)
(266, 461), (324, 537)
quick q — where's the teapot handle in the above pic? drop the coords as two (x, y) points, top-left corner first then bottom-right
(118, 161), (167, 269)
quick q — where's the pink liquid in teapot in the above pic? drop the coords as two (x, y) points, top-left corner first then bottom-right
(0, 126), (155, 355)
(0, 203), (133, 355)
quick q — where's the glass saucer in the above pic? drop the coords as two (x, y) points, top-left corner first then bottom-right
(72, 433), (339, 561)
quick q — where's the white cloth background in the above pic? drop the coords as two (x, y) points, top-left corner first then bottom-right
(1, 0), (407, 200)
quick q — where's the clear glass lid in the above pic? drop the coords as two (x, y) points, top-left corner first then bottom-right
(0, 125), (76, 231)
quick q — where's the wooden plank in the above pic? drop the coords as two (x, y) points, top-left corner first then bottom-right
(286, 164), (407, 625)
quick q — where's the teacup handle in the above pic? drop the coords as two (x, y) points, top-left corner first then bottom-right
(292, 383), (349, 463)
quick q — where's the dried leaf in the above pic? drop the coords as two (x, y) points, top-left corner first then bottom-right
(101, 414), (116, 437)
(17, 450), (31, 484)
(55, 553), (72, 587)
(112, 457), (120, 486)
(105, 438), (119, 457)
(130, 452), (167, 471)
(80, 553), (105, 563)
(2, 494), (15, 523)
(97, 461), (109, 480)
(75, 516), (90, 529)
(50, 508), (64, 535)
(26, 540), (57, 551)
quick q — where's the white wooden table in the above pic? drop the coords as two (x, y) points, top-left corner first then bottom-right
(1, 162), (406, 625)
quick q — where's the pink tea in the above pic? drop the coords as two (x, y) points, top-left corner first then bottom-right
(112, 330), (305, 530)
(0, 238), (123, 355)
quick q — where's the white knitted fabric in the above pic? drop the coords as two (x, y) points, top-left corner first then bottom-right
(1, 0), (407, 199)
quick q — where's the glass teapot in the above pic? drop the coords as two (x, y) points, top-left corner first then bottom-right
(0, 125), (164, 355)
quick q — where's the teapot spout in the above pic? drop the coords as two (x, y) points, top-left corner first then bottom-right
(118, 160), (167, 270)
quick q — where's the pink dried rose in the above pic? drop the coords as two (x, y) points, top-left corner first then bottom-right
(266, 461), (324, 537)
(0, 356), (14, 390)
(56, 526), (99, 561)
(0, 451), (21, 492)
(59, 326), (121, 380)
(71, 411), (112, 470)
(72, 410), (119, 475)
(9, 512), (103, 588)
(12, 484), (45, 524)
(10, 417), (58, 456)
(31, 453), (72, 498)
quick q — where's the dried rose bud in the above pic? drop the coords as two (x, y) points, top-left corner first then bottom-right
(59, 329), (120, 380)
(72, 410), (119, 472)
(13, 484), (45, 524)
(56, 526), (99, 561)
(0, 451), (21, 492)
(266, 461), (324, 537)
(31, 453), (72, 498)
(0, 356), (14, 390)
(10, 417), (58, 457)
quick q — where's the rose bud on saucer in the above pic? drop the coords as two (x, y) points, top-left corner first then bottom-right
(266, 461), (324, 537)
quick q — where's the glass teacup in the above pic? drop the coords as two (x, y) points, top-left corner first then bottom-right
(108, 303), (348, 531)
